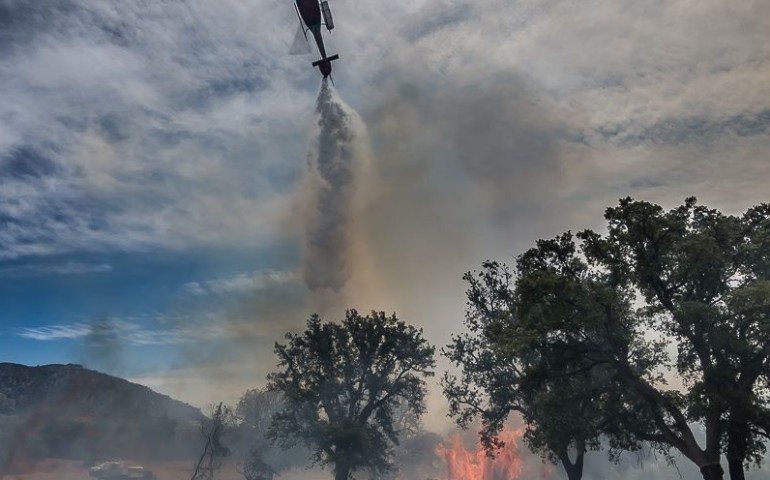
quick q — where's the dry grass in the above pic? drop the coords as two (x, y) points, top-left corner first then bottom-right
(3, 459), (327, 480)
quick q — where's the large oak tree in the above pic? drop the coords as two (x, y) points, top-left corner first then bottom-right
(579, 197), (770, 480)
(266, 310), (435, 480)
(443, 237), (650, 480)
(446, 198), (770, 480)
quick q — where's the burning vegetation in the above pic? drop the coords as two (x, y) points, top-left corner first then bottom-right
(436, 429), (525, 480)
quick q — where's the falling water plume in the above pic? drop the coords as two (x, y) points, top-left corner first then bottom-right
(302, 79), (363, 293)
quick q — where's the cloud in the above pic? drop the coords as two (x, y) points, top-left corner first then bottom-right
(120, 323), (234, 346)
(0, 261), (112, 277)
(15, 317), (237, 346)
(0, 147), (60, 180)
(0, 0), (313, 260)
(400, 1), (476, 43)
(1, 0), (767, 263)
(17, 323), (93, 341)
(597, 109), (770, 146)
(183, 268), (299, 296)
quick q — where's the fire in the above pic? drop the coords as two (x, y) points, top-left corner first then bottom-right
(436, 429), (525, 480)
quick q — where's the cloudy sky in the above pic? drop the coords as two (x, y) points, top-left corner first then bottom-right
(1, 0), (769, 475)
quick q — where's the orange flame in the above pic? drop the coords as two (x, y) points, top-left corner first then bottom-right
(436, 429), (525, 480)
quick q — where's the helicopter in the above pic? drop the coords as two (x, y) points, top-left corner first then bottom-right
(293, 0), (339, 78)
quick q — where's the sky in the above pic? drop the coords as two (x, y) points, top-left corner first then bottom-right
(1, 0), (770, 476)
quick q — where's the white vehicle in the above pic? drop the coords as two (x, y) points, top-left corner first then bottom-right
(89, 461), (156, 480)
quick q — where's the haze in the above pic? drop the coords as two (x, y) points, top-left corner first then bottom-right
(1, 1), (769, 477)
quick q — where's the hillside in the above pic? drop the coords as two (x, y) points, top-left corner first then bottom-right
(0, 363), (205, 472)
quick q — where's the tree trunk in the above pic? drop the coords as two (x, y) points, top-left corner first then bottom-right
(728, 459), (746, 480)
(564, 458), (583, 480)
(334, 461), (350, 480)
(726, 414), (748, 480)
(559, 448), (584, 480)
(700, 463), (724, 480)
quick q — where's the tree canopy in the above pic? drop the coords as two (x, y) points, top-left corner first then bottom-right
(443, 236), (649, 480)
(237, 389), (284, 437)
(579, 197), (770, 480)
(266, 310), (435, 480)
(445, 197), (770, 480)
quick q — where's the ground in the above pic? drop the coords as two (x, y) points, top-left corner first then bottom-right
(4, 459), (324, 480)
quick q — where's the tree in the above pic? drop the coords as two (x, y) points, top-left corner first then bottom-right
(237, 389), (284, 436)
(234, 388), (307, 479)
(191, 403), (236, 480)
(235, 389), (283, 480)
(578, 197), (770, 480)
(390, 430), (444, 480)
(266, 310), (435, 480)
(238, 447), (278, 480)
(448, 198), (770, 480)
(443, 238), (649, 480)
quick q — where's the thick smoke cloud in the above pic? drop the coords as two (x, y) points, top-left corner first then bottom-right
(364, 79), (574, 227)
(347, 75), (596, 316)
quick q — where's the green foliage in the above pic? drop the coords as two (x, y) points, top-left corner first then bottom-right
(443, 234), (653, 479)
(447, 197), (770, 480)
(237, 389), (283, 435)
(579, 197), (770, 473)
(266, 310), (435, 480)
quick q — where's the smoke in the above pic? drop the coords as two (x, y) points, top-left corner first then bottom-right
(301, 80), (367, 295)
(77, 316), (125, 376)
(126, 70), (595, 414)
(131, 81), (373, 409)
(342, 75), (596, 323)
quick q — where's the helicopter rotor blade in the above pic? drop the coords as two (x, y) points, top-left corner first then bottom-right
(289, 23), (312, 55)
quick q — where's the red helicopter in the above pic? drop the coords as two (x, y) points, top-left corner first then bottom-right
(293, 0), (339, 78)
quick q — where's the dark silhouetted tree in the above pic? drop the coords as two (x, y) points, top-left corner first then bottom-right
(266, 310), (435, 480)
(443, 238), (650, 480)
(448, 198), (770, 480)
(578, 198), (770, 480)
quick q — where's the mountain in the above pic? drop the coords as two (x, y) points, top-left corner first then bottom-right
(0, 363), (206, 472)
